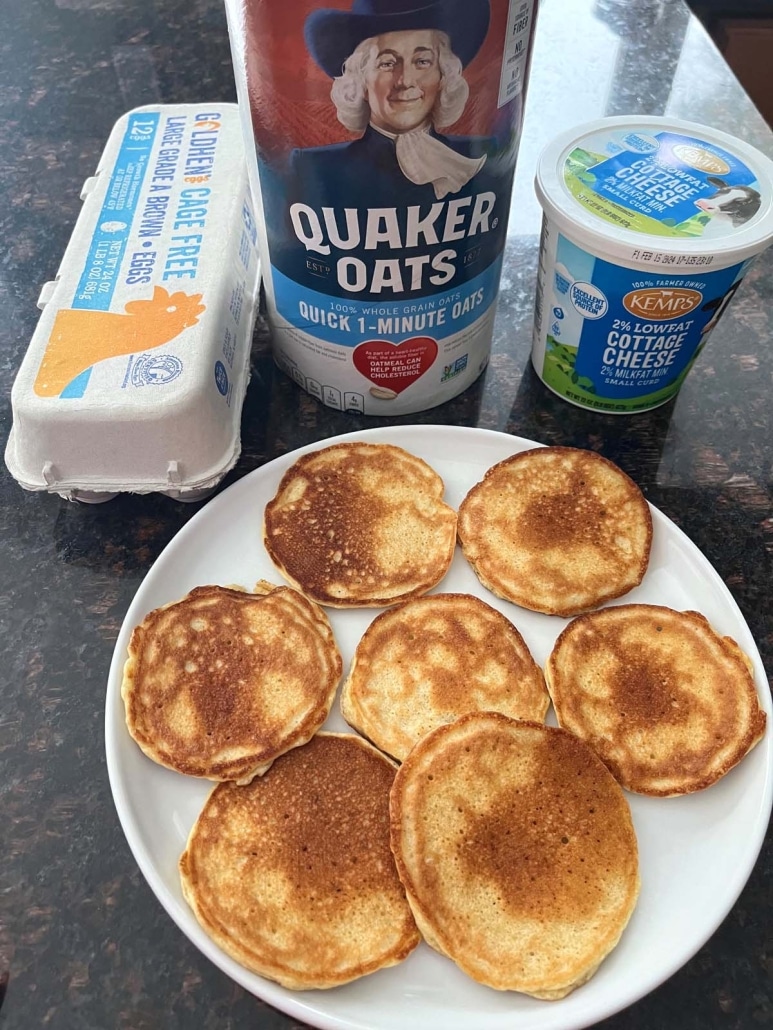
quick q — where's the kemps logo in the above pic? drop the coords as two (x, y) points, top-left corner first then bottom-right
(672, 145), (730, 176)
(622, 287), (703, 320)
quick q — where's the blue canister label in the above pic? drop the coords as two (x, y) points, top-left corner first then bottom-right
(532, 217), (751, 413)
(242, 0), (538, 414)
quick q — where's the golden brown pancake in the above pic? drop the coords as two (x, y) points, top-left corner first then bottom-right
(341, 593), (549, 760)
(457, 446), (652, 616)
(122, 583), (341, 782)
(390, 712), (640, 998)
(263, 442), (457, 607)
(545, 604), (766, 796)
(180, 733), (420, 989)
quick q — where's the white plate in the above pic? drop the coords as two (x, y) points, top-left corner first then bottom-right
(105, 425), (772, 1030)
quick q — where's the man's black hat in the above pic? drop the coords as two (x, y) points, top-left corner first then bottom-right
(305, 0), (491, 78)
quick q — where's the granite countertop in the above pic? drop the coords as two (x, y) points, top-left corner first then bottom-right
(1, 0), (772, 1027)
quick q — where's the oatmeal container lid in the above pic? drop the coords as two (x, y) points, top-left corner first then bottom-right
(535, 116), (773, 269)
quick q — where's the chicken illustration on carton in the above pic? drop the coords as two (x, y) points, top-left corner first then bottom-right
(6, 104), (260, 500)
(34, 287), (206, 398)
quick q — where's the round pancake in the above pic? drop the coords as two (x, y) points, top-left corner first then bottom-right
(341, 593), (549, 760)
(180, 733), (420, 989)
(122, 584), (341, 782)
(457, 446), (652, 616)
(546, 604), (767, 796)
(263, 442), (457, 607)
(390, 712), (640, 998)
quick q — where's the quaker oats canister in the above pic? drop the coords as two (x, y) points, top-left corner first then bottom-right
(532, 116), (773, 414)
(225, 0), (538, 414)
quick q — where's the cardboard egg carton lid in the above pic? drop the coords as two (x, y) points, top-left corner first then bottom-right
(5, 103), (261, 502)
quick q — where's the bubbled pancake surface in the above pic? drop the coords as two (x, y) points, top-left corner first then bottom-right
(263, 442), (457, 607)
(180, 733), (420, 989)
(389, 712), (640, 998)
(545, 604), (767, 796)
(122, 584), (341, 782)
(341, 593), (549, 761)
(457, 446), (652, 616)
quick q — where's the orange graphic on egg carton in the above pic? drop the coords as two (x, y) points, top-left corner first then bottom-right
(34, 286), (206, 397)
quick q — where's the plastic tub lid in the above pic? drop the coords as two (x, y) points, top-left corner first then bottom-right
(535, 116), (773, 266)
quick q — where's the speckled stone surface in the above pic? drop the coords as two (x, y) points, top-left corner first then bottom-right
(1, 0), (772, 1027)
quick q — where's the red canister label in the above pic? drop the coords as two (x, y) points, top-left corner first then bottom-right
(240, 0), (537, 413)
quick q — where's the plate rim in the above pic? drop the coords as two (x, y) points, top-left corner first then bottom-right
(104, 423), (773, 1030)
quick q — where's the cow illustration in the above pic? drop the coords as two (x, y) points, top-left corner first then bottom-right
(699, 279), (743, 338)
(695, 177), (761, 234)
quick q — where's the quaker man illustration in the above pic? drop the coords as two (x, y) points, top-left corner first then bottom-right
(296, 0), (493, 204)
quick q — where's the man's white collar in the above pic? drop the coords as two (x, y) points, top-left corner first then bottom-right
(370, 122), (487, 200)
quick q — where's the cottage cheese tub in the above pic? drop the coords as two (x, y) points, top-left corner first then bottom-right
(532, 116), (773, 414)
(5, 104), (260, 502)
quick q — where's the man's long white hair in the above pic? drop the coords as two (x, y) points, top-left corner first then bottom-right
(330, 30), (469, 132)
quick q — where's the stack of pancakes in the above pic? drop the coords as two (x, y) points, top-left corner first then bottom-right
(120, 439), (766, 999)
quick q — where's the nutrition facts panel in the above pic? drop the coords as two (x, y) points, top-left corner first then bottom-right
(498, 0), (536, 108)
